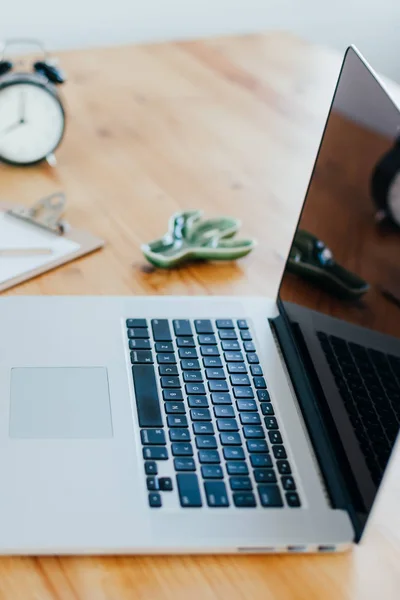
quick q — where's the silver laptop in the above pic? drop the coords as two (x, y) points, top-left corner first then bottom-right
(0, 46), (399, 554)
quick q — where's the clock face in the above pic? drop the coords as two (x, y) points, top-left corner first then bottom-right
(0, 81), (65, 165)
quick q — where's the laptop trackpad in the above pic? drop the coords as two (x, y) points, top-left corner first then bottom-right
(9, 367), (113, 438)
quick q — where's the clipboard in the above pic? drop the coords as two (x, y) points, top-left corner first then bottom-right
(0, 193), (104, 292)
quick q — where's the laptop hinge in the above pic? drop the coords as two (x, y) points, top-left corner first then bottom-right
(270, 300), (362, 541)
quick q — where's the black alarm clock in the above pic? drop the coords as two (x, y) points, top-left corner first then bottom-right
(371, 136), (400, 228)
(0, 38), (66, 166)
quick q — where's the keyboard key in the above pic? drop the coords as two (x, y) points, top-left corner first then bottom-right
(167, 415), (188, 428)
(225, 352), (244, 362)
(173, 320), (193, 337)
(165, 402), (186, 414)
(201, 346), (220, 357)
(148, 492), (162, 508)
(236, 399), (257, 411)
(282, 476), (296, 490)
(193, 422), (214, 435)
(126, 319), (147, 328)
(240, 330), (252, 341)
(227, 363), (247, 374)
(261, 403), (274, 415)
(191, 408), (211, 421)
(181, 359), (200, 370)
(201, 465), (223, 479)
(195, 320), (214, 334)
(227, 462), (248, 475)
(186, 383), (206, 395)
(272, 445), (287, 459)
(254, 469), (277, 483)
(247, 353), (259, 364)
(206, 368), (226, 379)
(177, 474), (202, 507)
(250, 454), (273, 468)
(219, 330), (237, 341)
(243, 425), (264, 438)
(132, 364), (162, 427)
(184, 372), (203, 383)
(268, 431), (282, 444)
(217, 418), (239, 431)
(204, 481), (229, 507)
(131, 351), (153, 364)
(254, 377), (267, 389)
(163, 389), (183, 401)
(198, 334), (216, 345)
(172, 442), (193, 456)
(159, 477), (173, 491)
(161, 376), (180, 388)
(258, 484), (283, 507)
(221, 341), (241, 351)
(151, 319), (172, 342)
(177, 337), (196, 348)
(257, 390), (270, 402)
(230, 476), (252, 491)
(265, 417), (278, 429)
(247, 440), (269, 453)
(214, 406), (235, 418)
(169, 428), (191, 441)
(286, 492), (301, 507)
(144, 461), (158, 475)
(220, 432), (242, 445)
(211, 393), (232, 405)
(147, 476), (159, 491)
(179, 348), (198, 359)
(203, 356), (223, 368)
(155, 342), (174, 353)
(143, 446), (168, 460)
(250, 365), (263, 376)
(223, 447), (245, 460)
(174, 458), (196, 471)
(244, 341), (256, 352)
(216, 319), (234, 329)
(199, 450), (220, 463)
(233, 492), (256, 507)
(188, 396), (209, 408)
(240, 413), (261, 425)
(129, 339), (151, 350)
(128, 328), (150, 339)
(140, 429), (166, 445)
(233, 387), (254, 399)
(237, 320), (249, 329)
(277, 460), (291, 475)
(230, 374), (250, 386)
(196, 435), (217, 449)
(208, 380), (229, 392)
(159, 365), (178, 376)
(157, 353), (177, 364)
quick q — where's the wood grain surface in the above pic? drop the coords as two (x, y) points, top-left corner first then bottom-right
(0, 32), (399, 600)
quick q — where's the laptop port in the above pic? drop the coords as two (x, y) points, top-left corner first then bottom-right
(287, 545), (307, 553)
(317, 545), (336, 553)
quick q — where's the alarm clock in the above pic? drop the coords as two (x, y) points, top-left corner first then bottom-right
(371, 136), (400, 228)
(0, 39), (66, 166)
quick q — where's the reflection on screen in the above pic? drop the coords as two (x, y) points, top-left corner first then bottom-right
(280, 49), (400, 342)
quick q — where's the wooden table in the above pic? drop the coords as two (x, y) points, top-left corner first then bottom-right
(0, 32), (399, 600)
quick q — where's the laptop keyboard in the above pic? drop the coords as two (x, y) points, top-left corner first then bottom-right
(317, 332), (400, 485)
(126, 318), (301, 509)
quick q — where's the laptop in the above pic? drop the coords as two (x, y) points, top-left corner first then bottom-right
(0, 46), (398, 554)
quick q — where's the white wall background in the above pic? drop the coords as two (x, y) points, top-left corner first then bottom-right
(1, 0), (400, 82)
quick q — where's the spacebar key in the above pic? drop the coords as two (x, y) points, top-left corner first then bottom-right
(132, 364), (163, 427)
(176, 474), (202, 507)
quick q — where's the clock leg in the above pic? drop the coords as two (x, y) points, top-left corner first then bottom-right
(46, 153), (57, 167)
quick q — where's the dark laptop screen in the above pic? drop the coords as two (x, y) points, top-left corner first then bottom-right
(279, 48), (400, 513)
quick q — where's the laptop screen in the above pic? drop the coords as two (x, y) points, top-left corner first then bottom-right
(279, 48), (400, 515)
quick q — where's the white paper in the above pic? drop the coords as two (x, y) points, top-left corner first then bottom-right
(0, 212), (80, 285)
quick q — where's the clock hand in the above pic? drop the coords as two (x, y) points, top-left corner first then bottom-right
(0, 120), (23, 139)
(19, 89), (27, 124)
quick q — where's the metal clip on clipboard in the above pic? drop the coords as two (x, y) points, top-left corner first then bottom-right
(7, 192), (69, 235)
